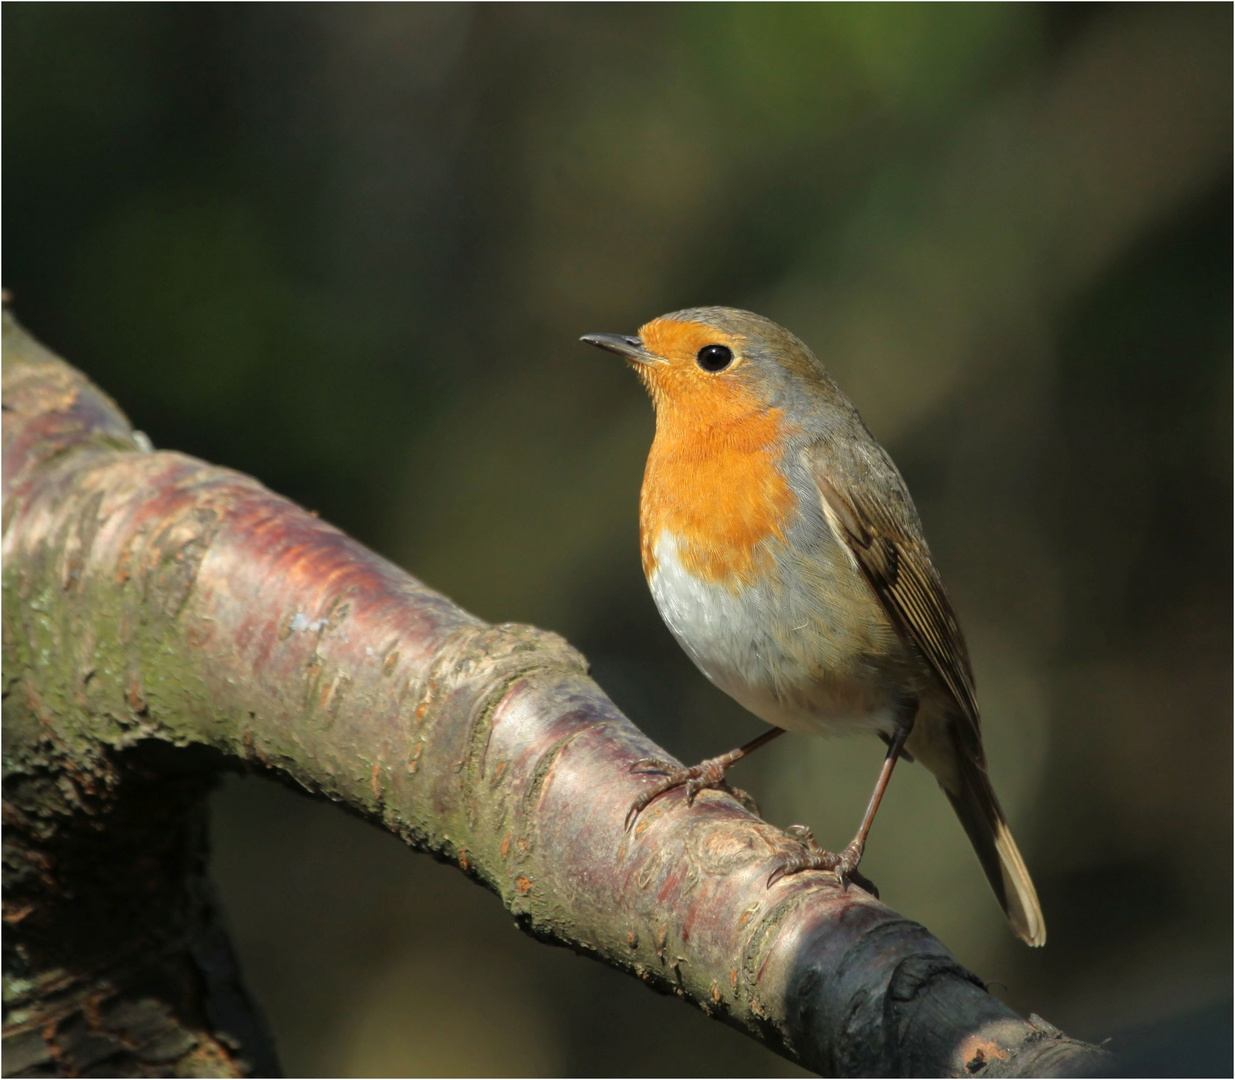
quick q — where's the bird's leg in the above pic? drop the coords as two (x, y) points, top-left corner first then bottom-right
(768, 716), (914, 892)
(626, 727), (785, 830)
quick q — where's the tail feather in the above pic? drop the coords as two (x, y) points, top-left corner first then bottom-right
(943, 756), (1046, 947)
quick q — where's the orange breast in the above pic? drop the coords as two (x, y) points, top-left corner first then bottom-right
(640, 388), (797, 588)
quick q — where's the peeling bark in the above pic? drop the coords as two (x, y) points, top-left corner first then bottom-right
(1, 311), (1108, 1077)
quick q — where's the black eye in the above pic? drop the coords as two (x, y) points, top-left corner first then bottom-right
(696, 344), (733, 372)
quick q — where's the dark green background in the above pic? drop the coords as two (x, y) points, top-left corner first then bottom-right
(5, 4), (1231, 1075)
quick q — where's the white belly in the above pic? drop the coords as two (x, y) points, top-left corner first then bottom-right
(646, 531), (900, 739)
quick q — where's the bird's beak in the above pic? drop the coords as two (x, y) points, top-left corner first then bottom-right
(579, 333), (664, 366)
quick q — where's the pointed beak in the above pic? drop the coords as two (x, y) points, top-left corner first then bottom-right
(579, 332), (663, 366)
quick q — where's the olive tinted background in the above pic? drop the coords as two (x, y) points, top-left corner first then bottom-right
(5, 4), (1231, 1076)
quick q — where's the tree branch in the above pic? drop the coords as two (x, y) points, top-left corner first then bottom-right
(1, 311), (1107, 1077)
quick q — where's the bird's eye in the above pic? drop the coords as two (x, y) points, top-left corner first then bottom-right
(696, 344), (733, 372)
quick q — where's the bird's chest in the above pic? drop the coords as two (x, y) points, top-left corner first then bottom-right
(638, 413), (796, 587)
(639, 430), (910, 737)
(644, 527), (782, 688)
(645, 529), (906, 737)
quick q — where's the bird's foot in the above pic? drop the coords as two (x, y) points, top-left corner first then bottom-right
(625, 754), (754, 830)
(767, 825), (878, 897)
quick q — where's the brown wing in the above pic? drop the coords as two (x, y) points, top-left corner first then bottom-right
(807, 449), (982, 751)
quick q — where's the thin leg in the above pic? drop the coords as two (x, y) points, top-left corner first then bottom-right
(625, 727), (786, 830)
(850, 724), (910, 856)
(768, 716), (915, 890)
(726, 725), (787, 761)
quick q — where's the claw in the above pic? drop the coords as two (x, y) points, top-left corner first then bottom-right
(766, 859), (808, 888)
(623, 730), (784, 833)
(624, 782), (666, 831)
(624, 803), (639, 832)
(624, 770), (688, 830)
(630, 758), (674, 777)
(624, 752), (740, 830)
(729, 785), (760, 815)
(767, 829), (877, 896)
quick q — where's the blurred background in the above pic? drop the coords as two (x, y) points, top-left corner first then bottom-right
(5, 4), (1231, 1075)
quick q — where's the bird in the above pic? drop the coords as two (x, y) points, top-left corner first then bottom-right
(581, 307), (1045, 946)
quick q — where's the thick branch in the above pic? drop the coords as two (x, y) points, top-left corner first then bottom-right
(1, 312), (1107, 1077)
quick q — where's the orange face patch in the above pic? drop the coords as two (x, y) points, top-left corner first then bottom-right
(634, 320), (796, 586)
(634, 319), (744, 409)
(639, 318), (744, 366)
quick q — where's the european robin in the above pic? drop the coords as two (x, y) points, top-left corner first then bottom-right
(582, 307), (1046, 946)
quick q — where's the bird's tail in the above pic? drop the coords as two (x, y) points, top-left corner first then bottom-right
(942, 754), (1046, 947)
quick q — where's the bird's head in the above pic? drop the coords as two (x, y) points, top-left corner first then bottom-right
(581, 306), (828, 427)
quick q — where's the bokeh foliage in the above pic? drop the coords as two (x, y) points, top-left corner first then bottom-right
(5, 4), (1230, 1075)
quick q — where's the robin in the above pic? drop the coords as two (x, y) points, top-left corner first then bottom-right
(581, 307), (1045, 946)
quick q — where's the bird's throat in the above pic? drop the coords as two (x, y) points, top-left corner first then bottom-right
(640, 406), (797, 588)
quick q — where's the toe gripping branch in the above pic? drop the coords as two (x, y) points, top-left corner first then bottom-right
(623, 727), (787, 831)
(767, 722), (911, 895)
(624, 722), (911, 899)
(767, 826), (880, 897)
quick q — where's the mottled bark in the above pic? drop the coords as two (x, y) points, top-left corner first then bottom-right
(1, 311), (1108, 1078)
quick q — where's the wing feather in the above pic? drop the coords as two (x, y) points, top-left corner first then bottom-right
(807, 448), (982, 753)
